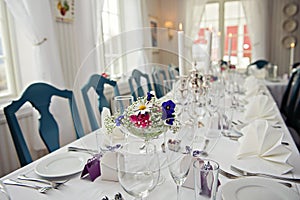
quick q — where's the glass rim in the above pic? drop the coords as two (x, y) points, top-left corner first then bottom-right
(114, 95), (134, 100)
(192, 158), (220, 171)
(118, 141), (157, 155)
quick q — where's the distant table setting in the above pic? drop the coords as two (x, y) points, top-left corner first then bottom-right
(1, 72), (300, 200)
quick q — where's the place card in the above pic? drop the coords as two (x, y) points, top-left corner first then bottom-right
(81, 155), (101, 182)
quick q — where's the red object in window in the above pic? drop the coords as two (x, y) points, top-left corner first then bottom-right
(225, 26), (238, 57)
(243, 25), (251, 58)
(194, 28), (209, 44)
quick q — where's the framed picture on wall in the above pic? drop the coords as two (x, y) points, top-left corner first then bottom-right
(55, 0), (75, 23)
(150, 17), (158, 47)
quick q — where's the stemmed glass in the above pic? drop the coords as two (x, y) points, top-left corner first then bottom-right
(112, 95), (134, 142)
(0, 180), (11, 200)
(163, 79), (176, 97)
(117, 141), (160, 200)
(166, 120), (195, 200)
(173, 76), (191, 120)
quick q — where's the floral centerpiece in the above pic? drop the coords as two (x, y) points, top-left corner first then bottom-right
(105, 91), (177, 141)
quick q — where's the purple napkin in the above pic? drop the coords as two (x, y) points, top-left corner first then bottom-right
(81, 154), (101, 182)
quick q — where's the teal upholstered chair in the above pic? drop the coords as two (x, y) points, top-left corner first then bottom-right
(81, 74), (120, 131)
(4, 82), (84, 166)
(280, 68), (299, 120)
(128, 69), (153, 101)
(286, 69), (300, 123)
(246, 59), (269, 75)
(168, 64), (178, 80)
(152, 67), (168, 98)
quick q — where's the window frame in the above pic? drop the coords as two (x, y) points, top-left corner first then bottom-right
(205, 0), (251, 68)
(100, 0), (124, 78)
(0, 0), (18, 102)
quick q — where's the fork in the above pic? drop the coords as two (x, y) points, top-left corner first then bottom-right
(231, 165), (300, 184)
(17, 174), (68, 189)
(219, 168), (239, 179)
(219, 168), (292, 187)
(3, 179), (52, 193)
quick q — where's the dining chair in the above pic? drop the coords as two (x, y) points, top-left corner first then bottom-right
(168, 64), (178, 80)
(81, 74), (120, 131)
(4, 82), (84, 167)
(285, 69), (300, 126)
(280, 68), (299, 120)
(246, 59), (269, 75)
(128, 69), (153, 101)
(152, 67), (168, 98)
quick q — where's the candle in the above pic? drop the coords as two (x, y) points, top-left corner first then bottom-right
(228, 33), (232, 62)
(290, 42), (295, 67)
(178, 23), (184, 76)
(206, 28), (212, 62)
(218, 32), (222, 61)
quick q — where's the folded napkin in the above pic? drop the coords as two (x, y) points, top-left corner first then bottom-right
(100, 152), (118, 182)
(244, 95), (279, 123)
(244, 75), (258, 89)
(236, 119), (292, 174)
(101, 107), (125, 141)
(243, 76), (264, 98)
(101, 107), (111, 133)
(247, 66), (267, 79)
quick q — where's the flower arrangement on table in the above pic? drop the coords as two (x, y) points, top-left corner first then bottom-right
(104, 91), (178, 141)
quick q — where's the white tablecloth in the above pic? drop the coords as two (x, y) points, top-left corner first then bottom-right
(1, 85), (300, 200)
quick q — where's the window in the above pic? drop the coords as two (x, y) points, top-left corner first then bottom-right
(198, 0), (251, 68)
(0, 0), (16, 99)
(101, 0), (123, 78)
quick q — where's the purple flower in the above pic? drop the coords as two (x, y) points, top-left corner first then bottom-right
(147, 91), (155, 101)
(115, 115), (124, 126)
(162, 100), (176, 125)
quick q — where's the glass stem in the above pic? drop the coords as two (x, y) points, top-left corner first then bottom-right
(177, 185), (181, 200)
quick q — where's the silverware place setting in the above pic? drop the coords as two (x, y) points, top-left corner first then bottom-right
(3, 179), (52, 194)
(230, 165), (300, 184)
(17, 174), (69, 189)
(219, 168), (292, 188)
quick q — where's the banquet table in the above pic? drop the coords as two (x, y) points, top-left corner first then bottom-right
(1, 85), (300, 200)
(264, 79), (288, 107)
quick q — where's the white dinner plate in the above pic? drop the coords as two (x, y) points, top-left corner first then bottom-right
(222, 177), (299, 200)
(35, 152), (91, 177)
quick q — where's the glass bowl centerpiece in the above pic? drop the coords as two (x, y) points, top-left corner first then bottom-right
(105, 91), (176, 142)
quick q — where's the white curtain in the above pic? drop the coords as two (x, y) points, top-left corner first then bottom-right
(184, 0), (207, 38)
(5, 0), (65, 88)
(241, 0), (270, 61)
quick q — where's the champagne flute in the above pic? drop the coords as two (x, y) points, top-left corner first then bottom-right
(117, 141), (160, 200)
(166, 121), (194, 200)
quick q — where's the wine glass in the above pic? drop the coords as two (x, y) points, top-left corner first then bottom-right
(173, 76), (191, 120)
(163, 79), (176, 97)
(0, 180), (11, 200)
(166, 121), (195, 200)
(117, 141), (160, 200)
(112, 95), (134, 141)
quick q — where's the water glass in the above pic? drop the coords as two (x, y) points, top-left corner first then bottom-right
(112, 95), (134, 140)
(112, 96), (134, 115)
(193, 159), (219, 200)
(221, 106), (233, 136)
(117, 141), (160, 200)
(0, 180), (11, 200)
